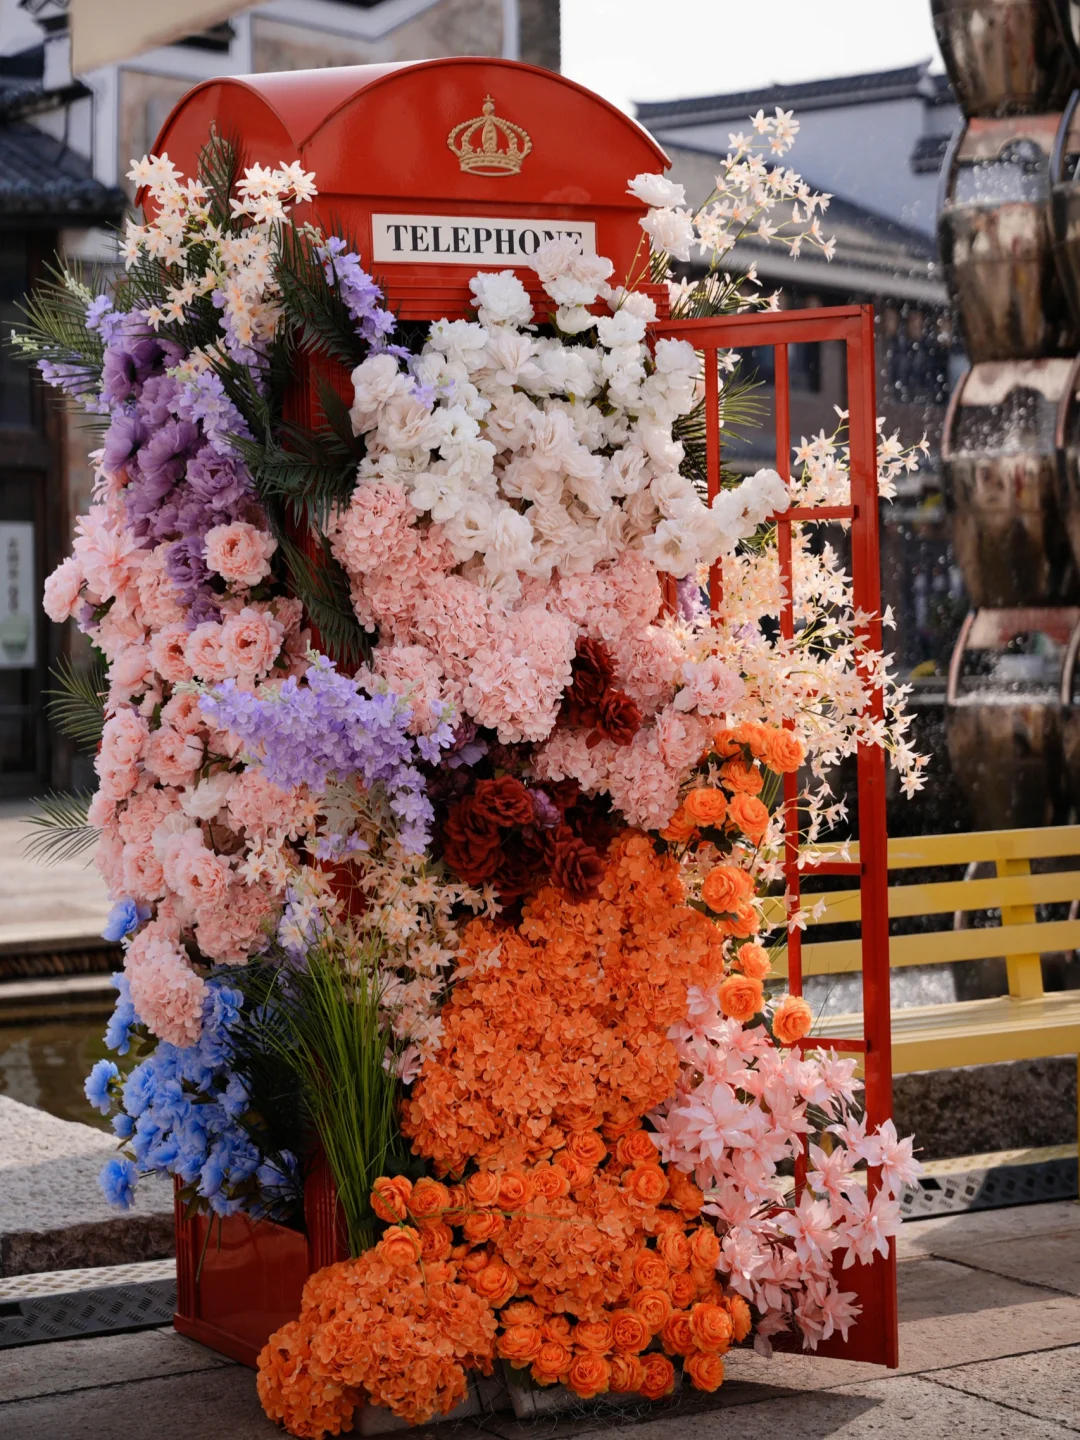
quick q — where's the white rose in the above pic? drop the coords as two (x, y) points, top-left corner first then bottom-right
(650, 470), (701, 520)
(641, 517), (700, 577)
(609, 286), (659, 323)
(653, 337), (698, 376)
(350, 354), (410, 434)
(627, 172), (687, 209)
(640, 207), (696, 262)
(469, 269), (534, 329)
(596, 309), (648, 348)
(180, 772), (236, 822)
(555, 304), (595, 334)
(443, 494), (496, 561)
(484, 505), (535, 575)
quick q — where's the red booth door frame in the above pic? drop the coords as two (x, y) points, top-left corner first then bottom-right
(654, 302), (897, 1369)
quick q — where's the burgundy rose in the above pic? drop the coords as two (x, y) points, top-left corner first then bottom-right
(472, 775), (535, 828)
(551, 832), (605, 901)
(597, 689), (641, 746)
(561, 638), (617, 727)
(441, 796), (501, 885)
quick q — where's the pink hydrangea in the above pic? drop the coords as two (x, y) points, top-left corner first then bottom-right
(194, 879), (276, 964)
(606, 729), (681, 830)
(462, 605), (576, 743)
(532, 727), (618, 794)
(126, 930), (207, 1046)
(227, 770), (309, 839)
(372, 643), (456, 734)
(673, 655), (747, 716)
(204, 521), (277, 588)
(327, 481), (419, 577)
(117, 786), (181, 845)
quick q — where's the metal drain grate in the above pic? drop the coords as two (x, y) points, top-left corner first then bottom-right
(899, 1144), (1079, 1220)
(0, 1259), (175, 1347)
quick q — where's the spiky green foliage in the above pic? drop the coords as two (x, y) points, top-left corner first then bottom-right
(275, 529), (368, 669)
(274, 221), (369, 368)
(23, 790), (98, 864)
(9, 263), (104, 398)
(45, 654), (107, 753)
(233, 934), (406, 1255)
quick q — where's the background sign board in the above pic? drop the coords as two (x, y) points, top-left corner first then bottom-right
(0, 522), (36, 669)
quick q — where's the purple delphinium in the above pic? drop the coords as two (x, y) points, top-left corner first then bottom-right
(317, 238), (399, 352)
(199, 656), (454, 853)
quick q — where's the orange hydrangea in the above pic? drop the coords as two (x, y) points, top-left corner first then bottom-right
(402, 834), (725, 1174)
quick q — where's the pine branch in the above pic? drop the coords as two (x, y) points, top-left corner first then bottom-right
(23, 791), (98, 865)
(45, 654), (107, 753)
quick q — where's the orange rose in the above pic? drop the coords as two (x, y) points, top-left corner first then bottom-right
(572, 1319), (614, 1353)
(727, 1294), (752, 1343)
(732, 722), (769, 757)
(419, 1221), (453, 1261)
(711, 727), (741, 758)
(615, 1130), (660, 1167)
(601, 1104), (641, 1140)
(660, 805), (698, 844)
(631, 1288), (673, 1334)
(762, 727), (805, 774)
(772, 993), (813, 1047)
(370, 1174), (412, 1223)
(497, 1172), (534, 1211)
(502, 1300), (544, 1326)
(407, 1176), (451, 1223)
(465, 1171), (501, 1207)
(683, 787), (728, 828)
(531, 1340), (572, 1386)
(689, 1302), (734, 1354)
(378, 1225), (422, 1268)
(541, 1315), (572, 1342)
(721, 757), (764, 795)
(610, 1309), (650, 1354)
(462, 1210), (505, 1243)
(736, 942), (771, 980)
(685, 1350), (725, 1392)
(472, 1260), (517, 1308)
(726, 792), (769, 843)
(652, 1209), (687, 1237)
(656, 1229), (691, 1273)
(628, 1164), (670, 1205)
(608, 1353), (646, 1394)
(460, 1247), (490, 1275)
(530, 1164), (571, 1200)
(638, 1353), (675, 1401)
(689, 1226), (721, 1271)
(670, 1271), (698, 1309)
(497, 1324), (543, 1368)
(565, 1131), (607, 1168)
(444, 1183), (468, 1219)
(700, 864), (753, 916)
(632, 1250), (671, 1291)
(668, 1170), (704, 1216)
(717, 903), (760, 939)
(553, 1151), (593, 1190)
(718, 973), (764, 1024)
(661, 1310), (696, 1357)
(566, 1353), (610, 1400)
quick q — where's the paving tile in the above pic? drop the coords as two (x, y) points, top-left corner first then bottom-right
(0, 1325), (231, 1403)
(896, 1201), (1080, 1262)
(919, 1232), (1080, 1297)
(570, 1373), (1075, 1440)
(928, 1344), (1080, 1433)
(0, 1364), (278, 1440)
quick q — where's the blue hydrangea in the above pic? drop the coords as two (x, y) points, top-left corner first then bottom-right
(104, 973), (139, 1055)
(91, 979), (294, 1220)
(102, 898), (144, 942)
(199, 656), (454, 854)
(99, 1156), (137, 1209)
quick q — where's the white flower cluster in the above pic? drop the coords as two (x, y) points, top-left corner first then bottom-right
(346, 245), (785, 592)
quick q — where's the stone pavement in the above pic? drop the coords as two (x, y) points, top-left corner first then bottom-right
(0, 1199), (1077, 1439)
(0, 1096), (173, 1276)
(0, 801), (111, 954)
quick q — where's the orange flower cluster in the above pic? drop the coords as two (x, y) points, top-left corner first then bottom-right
(401, 834), (725, 1174)
(256, 1225), (498, 1434)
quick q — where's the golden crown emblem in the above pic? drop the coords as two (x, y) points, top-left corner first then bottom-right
(447, 95), (532, 177)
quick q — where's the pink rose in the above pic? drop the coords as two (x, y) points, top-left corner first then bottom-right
(655, 704), (711, 772)
(95, 756), (139, 803)
(99, 708), (148, 769)
(160, 691), (205, 735)
(122, 840), (165, 902)
(173, 843), (231, 913)
(673, 656), (747, 717)
(204, 522), (277, 589)
(43, 557), (84, 622)
(145, 725), (204, 786)
(149, 625), (194, 684)
(219, 607), (284, 678)
(185, 622), (228, 682)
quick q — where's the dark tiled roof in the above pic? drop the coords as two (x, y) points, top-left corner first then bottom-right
(0, 123), (125, 220)
(636, 62), (953, 127)
(911, 132), (953, 174)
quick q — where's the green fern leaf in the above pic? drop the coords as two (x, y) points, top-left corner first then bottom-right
(45, 655), (107, 753)
(23, 790), (98, 865)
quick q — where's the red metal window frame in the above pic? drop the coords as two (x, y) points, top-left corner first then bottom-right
(654, 304), (897, 1369)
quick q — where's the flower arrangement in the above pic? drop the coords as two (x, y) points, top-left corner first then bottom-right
(20, 104), (922, 1437)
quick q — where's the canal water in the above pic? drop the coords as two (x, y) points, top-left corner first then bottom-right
(0, 1019), (113, 1131)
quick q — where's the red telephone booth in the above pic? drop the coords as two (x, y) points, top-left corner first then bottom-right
(159, 58), (897, 1379)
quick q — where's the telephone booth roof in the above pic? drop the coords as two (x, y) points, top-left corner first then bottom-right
(151, 58), (671, 319)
